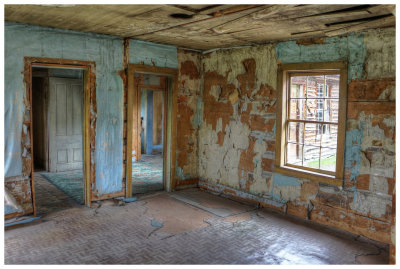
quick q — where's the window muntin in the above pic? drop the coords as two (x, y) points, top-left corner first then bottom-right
(285, 73), (340, 175)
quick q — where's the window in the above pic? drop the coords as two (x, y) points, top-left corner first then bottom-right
(275, 62), (347, 186)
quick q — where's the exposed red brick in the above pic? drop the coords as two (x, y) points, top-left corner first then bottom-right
(261, 158), (274, 172)
(238, 139), (256, 175)
(180, 60), (200, 79)
(286, 202), (308, 219)
(348, 78), (395, 101)
(356, 174), (370, 191)
(237, 58), (256, 98)
(265, 140), (275, 152)
(203, 71), (234, 131)
(239, 102), (252, 125)
(347, 102), (395, 119)
(387, 177), (395, 195)
(254, 83), (276, 99)
(217, 131), (225, 146)
(249, 115), (275, 132)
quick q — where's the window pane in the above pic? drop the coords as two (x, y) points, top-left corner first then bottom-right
(289, 99), (305, 120)
(307, 76), (324, 98)
(290, 76), (307, 98)
(324, 99), (339, 122)
(288, 122), (304, 143)
(304, 145), (320, 169)
(321, 124), (338, 148)
(287, 143), (302, 165)
(320, 147), (336, 172)
(305, 99), (318, 121)
(325, 74), (340, 98)
(304, 123), (321, 146)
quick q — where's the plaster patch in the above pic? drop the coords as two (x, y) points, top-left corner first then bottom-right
(369, 175), (389, 195)
(364, 28), (395, 79)
(350, 191), (391, 219)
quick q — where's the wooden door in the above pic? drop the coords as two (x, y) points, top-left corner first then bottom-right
(48, 77), (83, 172)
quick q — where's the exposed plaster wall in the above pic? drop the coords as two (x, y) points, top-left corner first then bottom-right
(176, 49), (202, 181)
(4, 22), (124, 206)
(199, 45), (277, 198)
(199, 27), (395, 244)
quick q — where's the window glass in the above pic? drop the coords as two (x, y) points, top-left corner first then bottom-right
(286, 73), (340, 173)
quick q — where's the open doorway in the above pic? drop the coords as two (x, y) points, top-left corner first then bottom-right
(32, 67), (85, 215)
(132, 74), (166, 194)
(126, 64), (178, 198)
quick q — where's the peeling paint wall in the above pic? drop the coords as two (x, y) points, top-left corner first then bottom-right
(199, 45), (277, 197)
(176, 49), (202, 181)
(130, 40), (178, 68)
(4, 22), (124, 206)
(199, 27), (395, 244)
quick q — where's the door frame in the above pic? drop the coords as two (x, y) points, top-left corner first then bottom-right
(126, 64), (178, 197)
(25, 57), (96, 214)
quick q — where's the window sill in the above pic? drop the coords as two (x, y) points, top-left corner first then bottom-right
(274, 165), (342, 186)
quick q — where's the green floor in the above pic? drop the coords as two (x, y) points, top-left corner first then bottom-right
(132, 154), (163, 194)
(40, 170), (84, 205)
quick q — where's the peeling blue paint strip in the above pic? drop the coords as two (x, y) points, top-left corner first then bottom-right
(192, 96), (203, 129)
(5, 217), (41, 227)
(116, 197), (138, 203)
(275, 33), (366, 81)
(130, 40), (178, 68)
(345, 122), (364, 181)
(272, 173), (301, 186)
(151, 219), (163, 228)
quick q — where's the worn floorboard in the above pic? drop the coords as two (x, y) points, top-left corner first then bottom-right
(4, 188), (388, 264)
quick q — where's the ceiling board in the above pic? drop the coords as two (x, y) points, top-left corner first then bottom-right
(5, 4), (395, 50)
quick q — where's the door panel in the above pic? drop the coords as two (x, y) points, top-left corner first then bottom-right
(49, 77), (83, 172)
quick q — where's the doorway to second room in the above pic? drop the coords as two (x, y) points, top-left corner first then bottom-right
(32, 67), (85, 215)
(132, 74), (166, 194)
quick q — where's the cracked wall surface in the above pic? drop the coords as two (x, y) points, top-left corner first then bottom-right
(175, 49), (202, 182)
(198, 27), (395, 244)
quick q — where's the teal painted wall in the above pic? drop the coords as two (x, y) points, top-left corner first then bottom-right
(4, 22), (180, 202)
(130, 40), (178, 68)
(4, 22), (124, 195)
(275, 33), (366, 81)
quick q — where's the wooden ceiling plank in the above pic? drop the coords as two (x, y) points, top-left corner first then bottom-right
(4, 4), (396, 50)
(125, 5), (264, 39)
(324, 15), (395, 36)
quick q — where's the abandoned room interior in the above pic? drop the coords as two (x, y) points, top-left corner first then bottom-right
(2, 3), (397, 265)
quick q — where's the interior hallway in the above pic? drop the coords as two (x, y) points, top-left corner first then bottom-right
(132, 153), (163, 194)
(5, 188), (388, 264)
